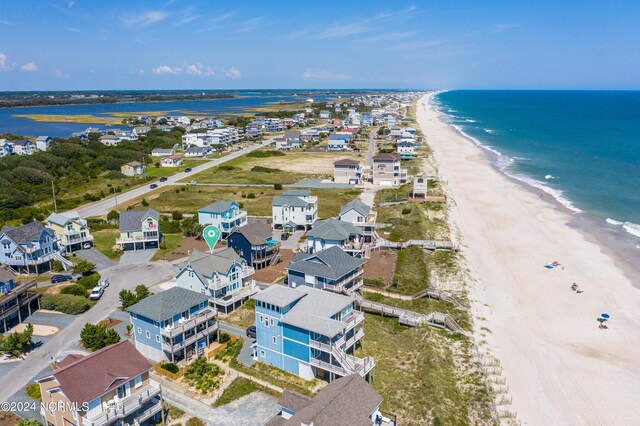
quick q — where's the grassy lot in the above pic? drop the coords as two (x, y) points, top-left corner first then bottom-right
(377, 203), (449, 242)
(390, 247), (430, 294)
(219, 300), (255, 329)
(375, 184), (411, 203)
(231, 360), (318, 397)
(213, 377), (279, 407)
(402, 158), (423, 176)
(355, 315), (490, 425)
(121, 185), (361, 219)
(92, 229), (121, 262)
(150, 234), (183, 261)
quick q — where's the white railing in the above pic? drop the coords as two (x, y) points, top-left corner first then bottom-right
(160, 307), (217, 338)
(87, 383), (161, 426)
(213, 282), (257, 307)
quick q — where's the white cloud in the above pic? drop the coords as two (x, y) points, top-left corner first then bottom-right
(20, 62), (39, 72)
(53, 69), (69, 78)
(362, 31), (416, 43)
(303, 68), (351, 81)
(121, 10), (169, 28)
(174, 14), (201, 27)
(223, 67), (241, 79)
(318, 6), (418, 39)
(152, 65), (181, 75)
(198, 12), (234, 33)
(0, 52), (9, 70)
(492, 23), (521, 33)
(152, 63), (215, 76)
(319, 22), (368, 39)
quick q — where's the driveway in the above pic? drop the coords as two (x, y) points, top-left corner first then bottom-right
(73, 247), (115, 270)
(274, 230), (304, 250)
(120, 249), (158, 264)
(219, 322), (255, 367)
(0, 261), (179, 403)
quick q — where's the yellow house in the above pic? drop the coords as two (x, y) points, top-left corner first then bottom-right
(121, 161), (146, 177)
(45, 211), (93, 253)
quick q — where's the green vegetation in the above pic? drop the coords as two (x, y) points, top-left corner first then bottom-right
(377, 203), (449, 242)
(312, 188), (362, 219)
(363, 278), (386, 288)
(72, 258), (96, 276)
(119, 284), (150, 309)
(164, 403), (185, 421)
(92, 229), (121, 261)
(25, 384), (42, 401)
(40, 293), (90, 315)
(391, 247), (430, 294)
(151, 233), (183, 261)
(231, 360), (315, 397)
(215, 338), (243, 363)
(402, 159), (422, 176)
(185, 417), (204, 426)
(219, 302), (255, 329)
(429, 251), (461, 279)
(17, 419), (43, 426)
(0, 130), (185, 223)
(186, 157), (308, 185)
(213, 377), (279, 407)
(80, 323), (120, 351)
(60, 284), (89, 298)
(160, 362), (180, 374)
(0, 323), (33, 356)
(183, 357), (222, 394)
(375, 184), (411, 203)
(355, 315), (490, 425)
(246, 150), (285, 158)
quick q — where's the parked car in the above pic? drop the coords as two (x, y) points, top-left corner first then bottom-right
(150, 183), (158, 189)
(246, 325), (257, 339)
(99, 278), (109, 288)
(51, 274), (72, 284)
(190, 180), (197, 185)
(82, 242), (92, 249)
(159, 177), (168, 182)
(281, 232), (289, 241)
(89, 286), (104, 300)
(184, 167), (192, 172)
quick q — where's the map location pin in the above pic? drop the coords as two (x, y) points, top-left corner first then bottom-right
(203, 225), (221, 253)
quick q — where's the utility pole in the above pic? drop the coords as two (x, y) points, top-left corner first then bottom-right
(51, 180), (58, 212)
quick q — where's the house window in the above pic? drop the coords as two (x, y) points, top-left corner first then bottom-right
(260, 350), (266, 358)
(146, 331), (150, 339)
(2, 243), (10, 250)
(134, 375), (143, 388)
(270, 318), (274, 327)
(138, 327), (142, 334)
(156, 335), (160, 343)
(272, 336), (277, 345)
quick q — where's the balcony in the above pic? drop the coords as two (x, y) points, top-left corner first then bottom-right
(161, 307), (217, 338)
(162, 324), (219, 352)
(85, 383), (161, 426)
(65, 233), (94, 245)
(321, 269), (364, 293)
(241, 267), (255, 278)
(213, 282), (258, 307)
(345, 310), (365, 331)
(116, 233), (159, 245)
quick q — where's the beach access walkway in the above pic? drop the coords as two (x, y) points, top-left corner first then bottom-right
(372, 237), (459, 251)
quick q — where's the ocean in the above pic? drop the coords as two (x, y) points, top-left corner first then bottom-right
(434, 90), (640, 246)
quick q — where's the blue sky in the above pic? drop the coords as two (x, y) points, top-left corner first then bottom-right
(1, 0), (639, 90)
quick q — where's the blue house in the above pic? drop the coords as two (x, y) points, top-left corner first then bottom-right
(287, 246), (365, 294)
(252, 285), (374, 382)
(197, 200), (248, 239)
(0, 221), (60, 274)
(128, 287), (218, 364)
(227, 223), (281, 270)
(328, 134), (350, 150)
(0, 267), (40, 333)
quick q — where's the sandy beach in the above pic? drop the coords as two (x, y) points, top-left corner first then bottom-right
(417, 92), (640, 424)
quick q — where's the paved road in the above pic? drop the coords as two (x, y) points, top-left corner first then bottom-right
(74, 140), (273, 218)
(0, 261), (179, 403)
(73, 247), (115, 270)
(366, 126), (380, 166)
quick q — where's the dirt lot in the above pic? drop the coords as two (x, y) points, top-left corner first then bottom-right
(163, 236), (213, 261)
(363, 249), (397, 286)
(268, 152), (362, 175)
(252, 249), (294, 283)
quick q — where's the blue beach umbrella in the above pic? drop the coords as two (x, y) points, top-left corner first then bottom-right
(601, 313), (610, 319)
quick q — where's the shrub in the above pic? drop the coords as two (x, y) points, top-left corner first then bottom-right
(171, 211), (183, 220)
(186, 418), (204, 426)
(0, 323), (33, 356)
(40, 293), (90, 315)
(273, 183), (283, 190)
(218, 165), (235, 171)
(80, 323), (120, 351)
(119, 285), (150, 309)
(246, 193), (256, 199)
(401, 207), (412, 215)
(246, 150), (284, 158)
(160, 219), (181, 233)
(161, 362), (180, 374)
(51, 260), (64, 272)
(251, 166), (278, 173)
(77, 273), (100, 290)
(17, 419), (42, 426)
(112, 245), (124, 255)
(107, 210), (119, 221)
(141, 198), (149, 207)
(72, 259), (96, 276)
(218, 332), (231, 344)
(183, 358), (221, 394)
(25, 383), (41, 401)
(60, 284), (88, 298)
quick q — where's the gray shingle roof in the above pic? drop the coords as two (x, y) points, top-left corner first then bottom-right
(119, 209), (160, 232)
(278, 374), (382, 426)
(288, 246), (365, 280)
(1, 221), (51, 245)
(339, 199), (370, 217)
(198, 200), (236, 213)
(280, 287), (353, 338)
(282, 189), (310, 197)
(46, 211), (81, 227)
(252, 285), (304, 308)
(272, 195), (309, 208)
(127, 287), (209, 322)
(185, 249), (244, 281)
(0, 266), (15, 283)
(306, 218), (362, 241)
(234, 223), (273, 245)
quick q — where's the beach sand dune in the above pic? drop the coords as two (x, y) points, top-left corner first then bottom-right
(418, 93), (640, 425)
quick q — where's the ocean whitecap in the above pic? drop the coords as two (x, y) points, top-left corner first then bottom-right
(606, 218), (624, 226)
(623, 222), (640, 238)
(545, 175), (555, 180)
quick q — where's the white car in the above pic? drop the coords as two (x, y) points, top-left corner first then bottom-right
(99, 278), (109, 288)
(89, 286), (104, 300)
(83, 243), (92, 249)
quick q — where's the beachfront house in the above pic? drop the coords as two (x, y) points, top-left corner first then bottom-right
(197, 200), (248, 239)
(328, 134), (349, 151)
(252, 285), (374, 382)
(12, 139), (35, 155)
(129, 287), (218, 363)
(176, 248), (256, 313)
(36, 341), (162, 426)
(372, 153), (407, 186)
(287, 246), (365, 293)
(121, 161), (146, 177)
(0, 221), (60, 274)
(151, 148), (176, 157)
(267, 374), (393, 426)
(396, 140), (417, 158)
(0, 267), (40, 334)
(227, 222), (281, 270)
(272, 190), (318, 231)
(161, 155), (183, 167)
(116, 209), (161, 251)
(333, 159), (363, 184)
(46, 211), (93, 253)
(36, 135), (52, 151)
(306, 219), (367, 258)
(338, 199), (377, 242)
(0, 139), (13, 157)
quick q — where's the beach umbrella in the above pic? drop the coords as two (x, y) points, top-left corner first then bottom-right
(601, 313), (610, 319)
